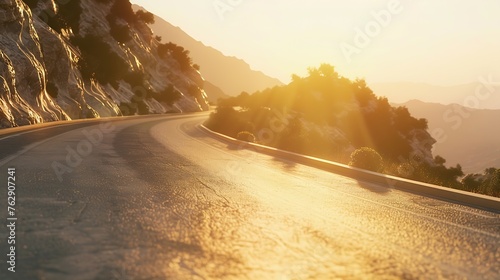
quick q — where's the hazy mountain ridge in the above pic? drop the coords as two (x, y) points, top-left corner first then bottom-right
(397, 100), (500, 173)
(372, 82), (500, 110)
(134, 5), (284, 97)
(0, 0), (209, 128)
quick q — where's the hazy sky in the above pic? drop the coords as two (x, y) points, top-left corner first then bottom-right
(131, 0), (500, 86)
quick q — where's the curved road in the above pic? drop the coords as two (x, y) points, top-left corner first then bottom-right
(0, 113), (499, 279)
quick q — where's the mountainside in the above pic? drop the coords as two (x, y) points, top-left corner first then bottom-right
(203, 80), (227, 103)
(208, 65), (437, 165)
(0, 0), (209, 128)
(207, 65), (475, 193)
(397, 100), (500, 173)
(134, 5), (284, 97)
(372, 82), (500, 110)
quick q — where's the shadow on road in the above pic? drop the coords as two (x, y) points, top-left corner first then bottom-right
(356, 181), (391, 194)
(271, 156), (298, 171)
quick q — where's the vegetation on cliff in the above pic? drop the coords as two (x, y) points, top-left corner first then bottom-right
(0, 0), (208, 127)
(206, 64), (498, 196)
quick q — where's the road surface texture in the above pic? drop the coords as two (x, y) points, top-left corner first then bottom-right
(0, 113), (499, 279)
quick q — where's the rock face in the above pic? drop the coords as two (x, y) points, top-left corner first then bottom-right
(0, 0), (67, 127)
(0, 0), (209, 128)
(399, 100), (500, 173)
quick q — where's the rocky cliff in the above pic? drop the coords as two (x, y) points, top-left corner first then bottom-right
(0, 0), (209, 128)
(398, 100), (500, 173)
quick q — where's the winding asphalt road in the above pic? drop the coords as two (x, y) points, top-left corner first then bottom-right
(0, 113), (499, 279)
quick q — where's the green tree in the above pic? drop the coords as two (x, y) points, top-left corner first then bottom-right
(158, 42), (193, 71)
(135, 10), (155, 24)
(110, 0), (135, 23)
(236, 131), (256, 143)
(72, 35), (128, 86)
(349, 147), (384, 172)
(318, 63), (338, 78)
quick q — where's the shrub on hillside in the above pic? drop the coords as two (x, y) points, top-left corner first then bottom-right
(135, 10), (155, 24)
(119, 96), (150, 116)
(22, 0), (39, 9)
(110, 22), (131, 43)
(72, 35), (128, 86)
(38, 0), (82, 34)
(349, 147), (384, 172)
(236, 131), (256, 143)
(119, 102), (136, 116)
(46, 81), (58, 98)
(133, 97), (149, 115)
(110, 0), (135, 23)
(158, 42), (193, 71)
(106, 12), (132, 43)
(57, 0), (82, 34)
(152, 84), (182, 105)
(204, 107), (246, 137)
(462, 168), (500, 197)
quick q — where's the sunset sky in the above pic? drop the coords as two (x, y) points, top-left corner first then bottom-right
(131, 0), (500, 86)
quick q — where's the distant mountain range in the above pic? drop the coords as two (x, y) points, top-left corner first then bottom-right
(133, 5), (284, 99)
(396, 100), (500, 174)
(373, 82), (500, 110)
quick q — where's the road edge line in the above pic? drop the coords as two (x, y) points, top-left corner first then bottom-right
(199, 124), (500, 212)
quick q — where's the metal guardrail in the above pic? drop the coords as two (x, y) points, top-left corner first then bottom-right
(199, 124), (500, 212)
